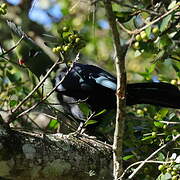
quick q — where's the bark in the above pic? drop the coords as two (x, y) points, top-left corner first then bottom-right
(0, 123), (112, 180)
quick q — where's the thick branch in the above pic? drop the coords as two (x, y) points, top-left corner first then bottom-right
(0, 123), (112, 180)
(104, 0), (127, 179)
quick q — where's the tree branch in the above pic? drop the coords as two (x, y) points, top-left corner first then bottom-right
(104, 0), (127, 179)
(0, 123), (112, 180)
(128, 134), (180, 179)
(117, 3), (180, 35)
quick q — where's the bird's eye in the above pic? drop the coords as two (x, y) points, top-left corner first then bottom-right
(29, 49), (40, 58)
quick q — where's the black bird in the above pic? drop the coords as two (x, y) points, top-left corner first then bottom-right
(55, 63), (180, 113)
(8, 21), (180, 115)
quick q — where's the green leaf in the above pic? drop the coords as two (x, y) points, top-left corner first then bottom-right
(141, 135), (154, 141)
(145, 26), (151, 38)
(148, 64), (156, 73)
(157, 173), (172, 180)
(114, 11), (134, 23)
(94, 109), (107, 117)
(158, 35), (172, 49)
(172, 63), (180, 73)
(163, 173), (171, 180)
(9, 100), (18, 107)
(154, 50), (165, 61)
(154, 121), (164, 128)
(157, 153), (165, 161)
(168, 0), (177, 9)
(84, 120), (98, 127)
(160, 15), (172, 32)
(123, 155), (135, 160)
(174, 163), (180, 168)
(6, 71), (21, 83)
(159, 108), (169, 118)
(79, 103), (91, 117)
(169, 112), (175, 120)
(48, 119), (58, 129)
(175, 156), (180, 163)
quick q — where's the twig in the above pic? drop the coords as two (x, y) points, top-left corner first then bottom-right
(158, 121), (180, 125)
(11, 58), (60, 116)
(65, 97), (89, 105)
(128, 134), (180, 179)
(0, 35), (24, 57)
(42, 113), (57, 120)
(120, 160), (166, 179)
(44, 97), (88, 106)
(112, 0), (159, 15)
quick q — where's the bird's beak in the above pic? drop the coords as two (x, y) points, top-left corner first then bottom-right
(18, 59), (25, 65)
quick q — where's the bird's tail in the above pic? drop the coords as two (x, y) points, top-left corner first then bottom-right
(127, 82), (180, 109)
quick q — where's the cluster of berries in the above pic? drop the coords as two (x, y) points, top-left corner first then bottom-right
(133, 27), (159, 50)
(52, 27), (85, 54)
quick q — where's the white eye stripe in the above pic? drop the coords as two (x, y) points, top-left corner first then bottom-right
(33, 51), (40, 57)
(29, 50), (41, 58)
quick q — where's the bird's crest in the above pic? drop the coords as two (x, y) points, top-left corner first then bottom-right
(7, 20), (38, 48)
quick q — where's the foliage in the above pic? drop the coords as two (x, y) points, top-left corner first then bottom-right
(0, 0), (180, 179)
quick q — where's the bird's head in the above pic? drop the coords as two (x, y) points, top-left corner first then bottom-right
(7, 21), (53, 77)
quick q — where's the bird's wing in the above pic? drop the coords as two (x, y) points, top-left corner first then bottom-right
(56, 63), (117, 92)
(93, 72), (117, 91)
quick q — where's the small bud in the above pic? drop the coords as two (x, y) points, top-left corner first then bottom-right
(133, 41), (140, 49)
(140, 31), (147, 40)
(135, 34), (141, 41)
(152, 27), (159, 35)
(75, 37), (80, 43)
(62, 26), (68, 32)
(1, 3), (7, 9)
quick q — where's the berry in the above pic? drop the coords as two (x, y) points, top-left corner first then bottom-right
(56, 46), (62, 52)
(137, 109), (143, 115)
(151, 132), (157, 137)
(140, 31), (147, 40)
(63, 45), (69, 52)
(172, 176), (178, 180)
(68, 34), (75, 41)
(171, 79), (177, 85)
(52, 46), (61, 53)
(75, 37), (81, 43)
(171, 171), (177, 176)
(74, 34), (78, 38)
(135, 34), (141, 41)
(152, 27), (159, 35)
(163, 125), (167, 129)
(167, 167), (172, 173)
(133, 41), (140, 49)
(52, 47), (57, 53)
(158, 164), (165, 171)
(62, 26), (68, 32)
